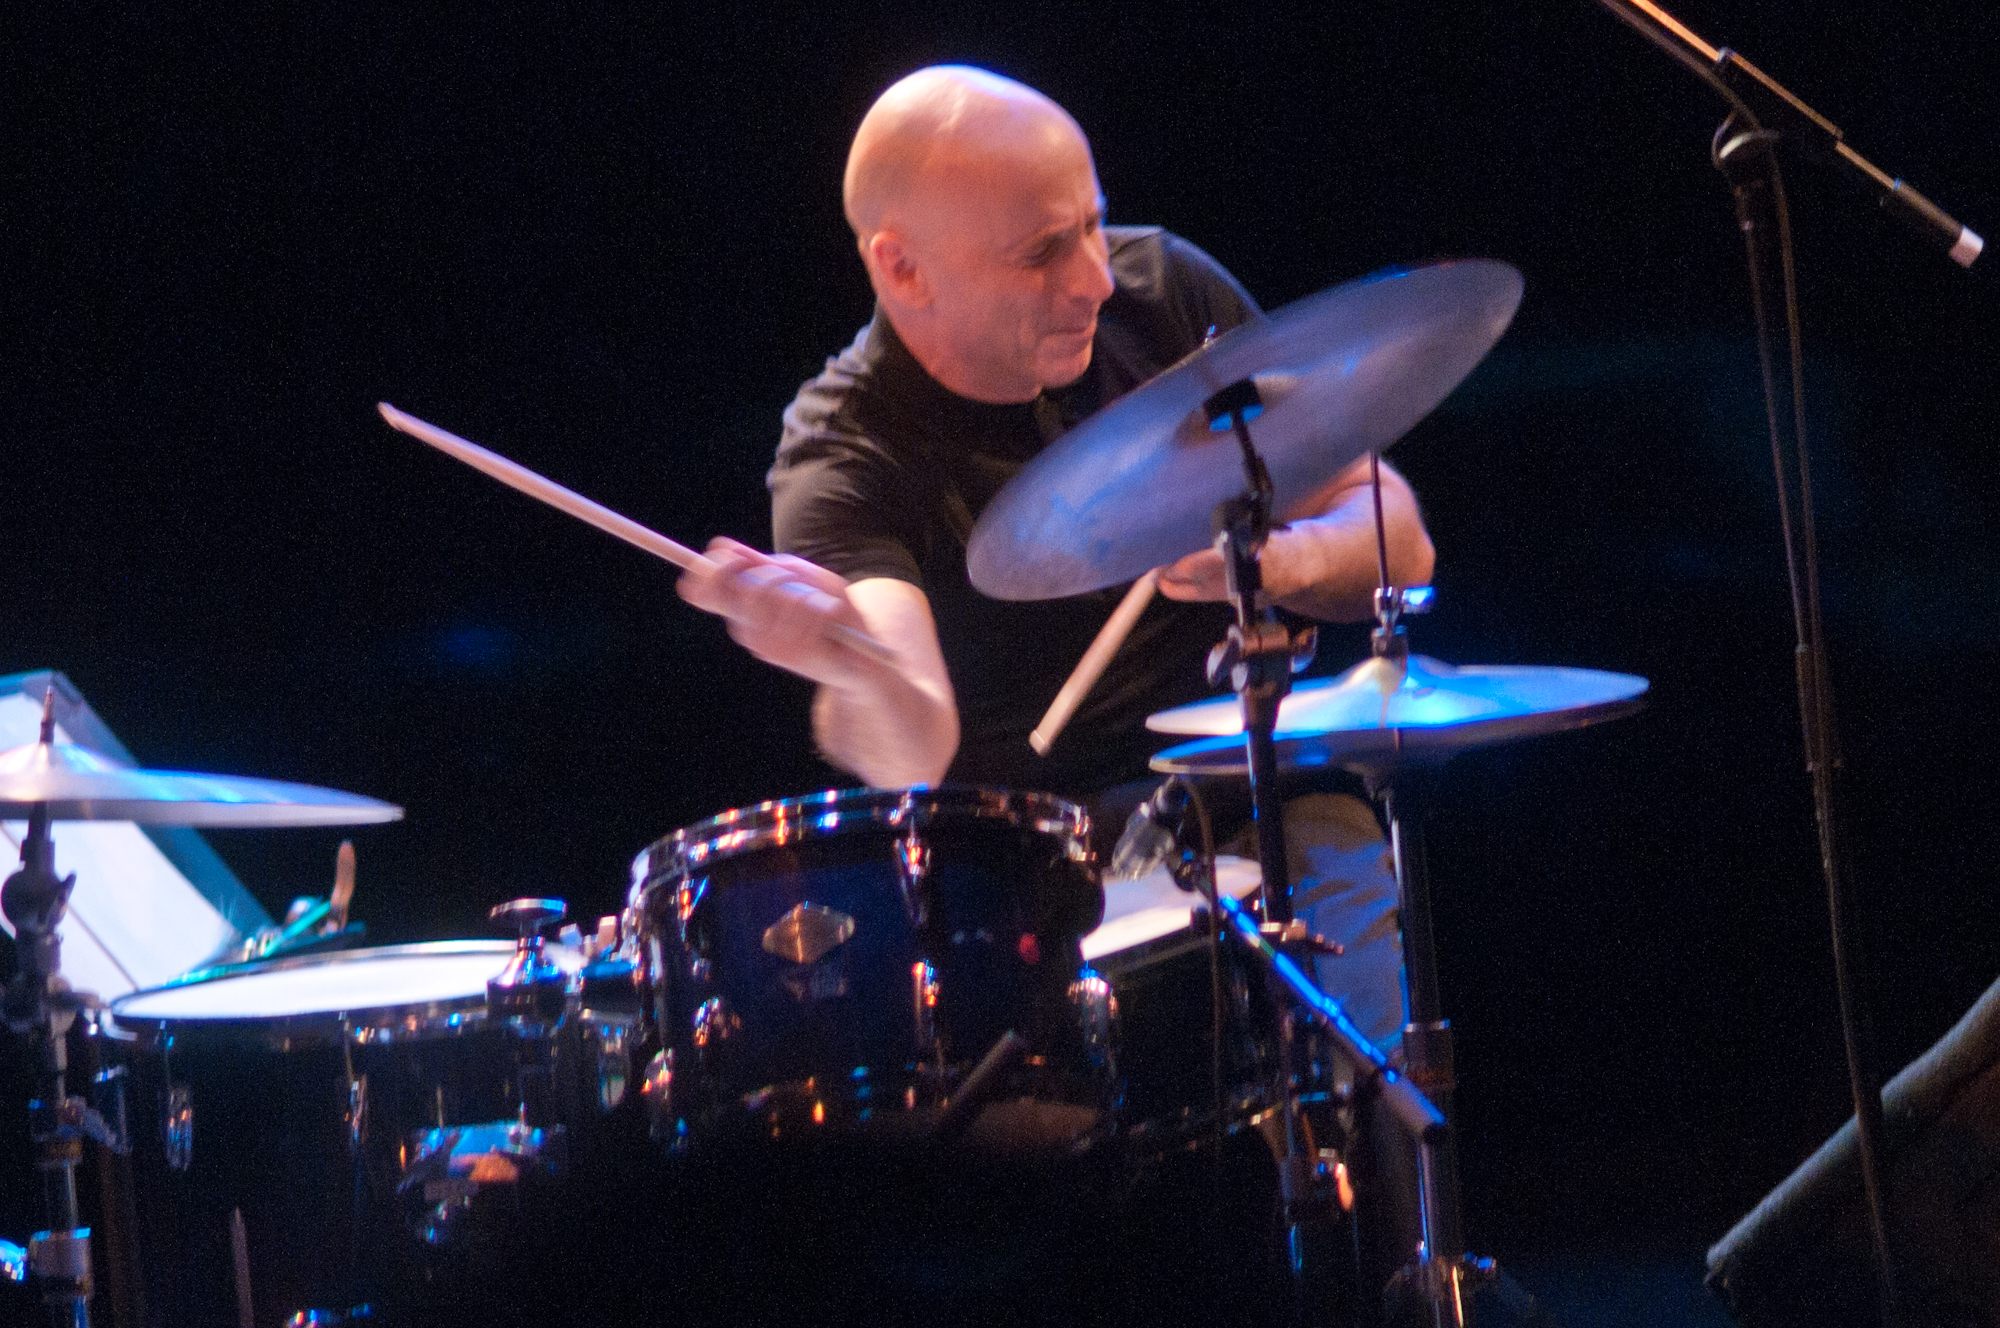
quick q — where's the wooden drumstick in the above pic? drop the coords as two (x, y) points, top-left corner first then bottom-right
(329, 839), (356, 931)
(1030, 568), (1160, 756)
(378, 402), (899, 667)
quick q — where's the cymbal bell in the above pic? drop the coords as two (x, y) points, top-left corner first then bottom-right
(1146, 655), (1649, 778)
(966, 260), (1523, 601)
(0, 738), (404, 827)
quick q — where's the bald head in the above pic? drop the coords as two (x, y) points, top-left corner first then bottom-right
(840, 66), (1114, 404)
(844, 66), (1092, 244)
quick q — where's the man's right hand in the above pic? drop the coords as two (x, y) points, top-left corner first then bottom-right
(676, 537), (876, 687)
(677, 538), (961, 787)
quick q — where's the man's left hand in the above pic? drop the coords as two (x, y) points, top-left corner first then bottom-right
(1157, 533), (1310, 603)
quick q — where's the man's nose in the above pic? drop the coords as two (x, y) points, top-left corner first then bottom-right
(1064, 242), (1115, 307)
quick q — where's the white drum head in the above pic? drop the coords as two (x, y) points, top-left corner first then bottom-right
(1082, 855), (1261, 962)
(112, 941), (517, 1026)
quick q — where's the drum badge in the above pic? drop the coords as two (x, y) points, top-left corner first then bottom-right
(760, 902), (856, 966)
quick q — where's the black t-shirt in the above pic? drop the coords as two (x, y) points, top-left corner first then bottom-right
(770, 226), (1259, 800)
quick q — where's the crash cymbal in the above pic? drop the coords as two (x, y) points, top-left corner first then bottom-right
(1146, 655), (1648, 777)
(0, 738), (404, 827)
(966, 260), (1523, 601)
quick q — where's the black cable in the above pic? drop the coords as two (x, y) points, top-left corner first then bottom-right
(1718, 127), (1901, 1321)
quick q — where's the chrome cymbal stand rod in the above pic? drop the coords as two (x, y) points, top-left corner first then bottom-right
(1371, 768), (1472, 1326)
(1200, 379), (1317, 926)
(1214, 892), (1477, 1325)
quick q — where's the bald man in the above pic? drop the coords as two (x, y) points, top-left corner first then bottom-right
(681, 66), (1432, 804)
(680, 56), (1425, 1066)
(678, 64), (1430, 1297)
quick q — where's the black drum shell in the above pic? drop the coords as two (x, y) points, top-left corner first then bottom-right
(99, 940), (629, 1328)
(1092, 919), (1273, 1141)
(110, 1020), (541, 1325)
(638, 787), (1102, 1141)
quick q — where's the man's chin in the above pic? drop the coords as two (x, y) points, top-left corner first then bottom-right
(1038, 343), (1095, 390)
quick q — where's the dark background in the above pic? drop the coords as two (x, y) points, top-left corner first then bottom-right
(5, 1), (1998, 1321)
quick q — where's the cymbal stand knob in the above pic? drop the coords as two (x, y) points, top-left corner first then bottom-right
(1371, 585), (1433, 660)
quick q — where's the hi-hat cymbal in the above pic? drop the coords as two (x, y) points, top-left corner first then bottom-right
(0, 738), (404, 827)
(966, 260), (1523, 601)
(1146, 655), (1648, 777)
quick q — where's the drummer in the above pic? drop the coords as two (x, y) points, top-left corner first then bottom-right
(677, 65), (1432, 1055)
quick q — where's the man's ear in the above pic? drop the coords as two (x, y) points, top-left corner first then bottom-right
(865, 230), (931, 309)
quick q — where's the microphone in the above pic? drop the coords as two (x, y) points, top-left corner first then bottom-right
(1596, 0), (1984, 269)
(1714, 49), (1983, 268)
(1107, 779), (1198, 887)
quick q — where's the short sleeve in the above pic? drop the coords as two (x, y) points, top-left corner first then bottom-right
(1157, 231), (1262, 335)
(770, 378), (927, 588)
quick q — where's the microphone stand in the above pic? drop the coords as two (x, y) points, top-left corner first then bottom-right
(1588, 4), (1985, 1321)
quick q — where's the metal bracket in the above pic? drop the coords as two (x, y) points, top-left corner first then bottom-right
(894, 829), (932, 930)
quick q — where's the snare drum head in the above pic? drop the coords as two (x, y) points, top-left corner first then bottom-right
(1082, 855), (1261, 962)
(111, 940), (520, 1036)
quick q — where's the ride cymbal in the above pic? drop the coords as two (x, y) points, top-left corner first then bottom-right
(967, 260), (1523, 601)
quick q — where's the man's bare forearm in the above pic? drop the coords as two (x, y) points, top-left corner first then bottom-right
(808, 576), (960, 788)
(812, 669), (959, 788)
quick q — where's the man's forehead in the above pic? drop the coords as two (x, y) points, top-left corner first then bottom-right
(923, 135), (1100, 247)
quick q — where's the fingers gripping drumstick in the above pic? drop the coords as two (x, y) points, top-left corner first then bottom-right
(378, 403), (898, 667)
(1029, 569), (1160, 755)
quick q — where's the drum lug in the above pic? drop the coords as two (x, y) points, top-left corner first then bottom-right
(674, 877), (709, 948)
(1066, 967), (1118, 1082)
(589, 1019), (632, 1111)
(894, 829), (932, 929)
(346, 1072), (368, 1152)
(160, 1082), (193, 1172)
(691, 997), (738, 1050)
(911, 961), (940, 1064)
(641, 1048), (677, 1141)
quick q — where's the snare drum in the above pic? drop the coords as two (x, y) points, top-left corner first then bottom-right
(107, 940), (595, 1327)
(1083, 856), (1271, 1140)
(633, 786), (1103, 1146)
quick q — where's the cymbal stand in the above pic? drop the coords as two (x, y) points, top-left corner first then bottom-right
(2, 695), (126, 1328)
(1362, 470), (1500, 1324)
(1195, 380), (1323, 1317)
